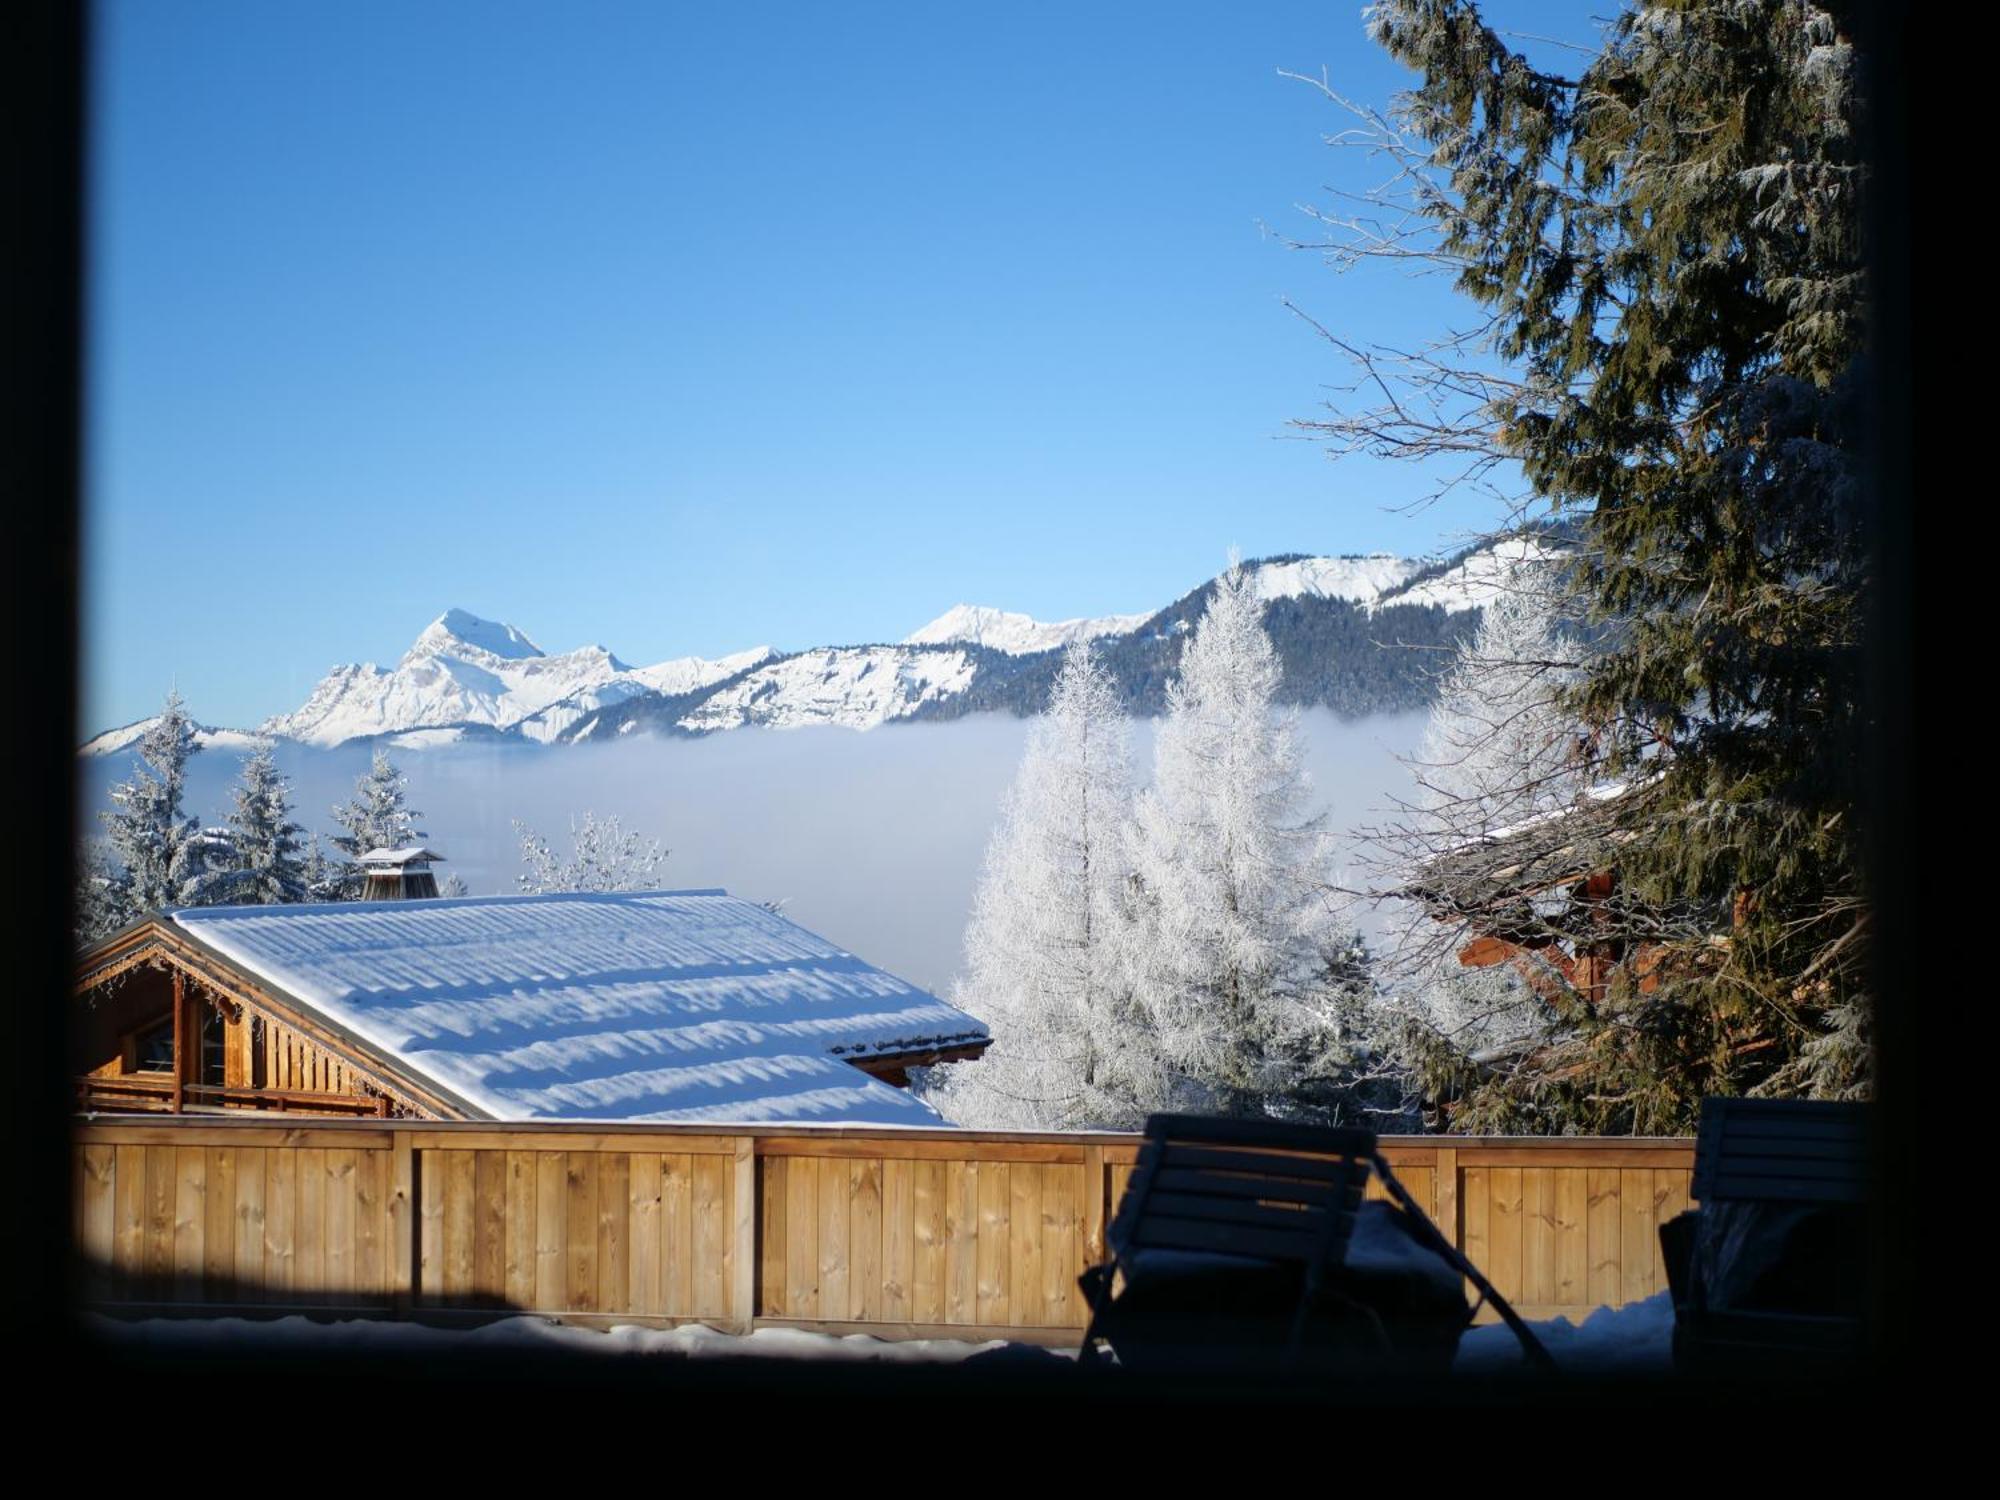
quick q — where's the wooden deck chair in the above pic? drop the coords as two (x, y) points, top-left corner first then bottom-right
(1078, 1114), (1552, 1373)
(1660, 1097), (1869, 1372)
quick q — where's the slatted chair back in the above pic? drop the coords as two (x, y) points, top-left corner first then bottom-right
(1110, 1113), (1374, 1272)
(1691, 1097), (1868, 1206)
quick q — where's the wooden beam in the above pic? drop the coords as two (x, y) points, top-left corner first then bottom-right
(730, 1137), (756, 1335)
(169, 970), (185, 1114)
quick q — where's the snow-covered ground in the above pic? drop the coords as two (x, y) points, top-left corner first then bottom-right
(85, 1294), (1674, 1374)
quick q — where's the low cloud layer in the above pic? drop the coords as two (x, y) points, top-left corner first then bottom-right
(81, 710), (1429, 996)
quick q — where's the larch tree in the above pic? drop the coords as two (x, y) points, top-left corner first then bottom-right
(328, 750), (425, 897)
(221, 745), (308, 905)
(925, 641), (1164, 1131)
(1123, 561), (1373, 1123)
(1290, 0), (1871, 1128)
(514, 812), (667, 894)
(99, 690), (215, 916)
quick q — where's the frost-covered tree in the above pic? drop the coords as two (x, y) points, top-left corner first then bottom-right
(220, 745), (307, 905)
(514, 812), (666, 894)
(328, 750), (424, 897)
(438, 873), (470, 898)
(1123, 562), (1372, 1122)
(925, 642), (1165, 1131)
(99, 690), (214, 914)
(1375, 564), (1591, 1062)
(74, 837), (131, 947)
(300, 836), (345, 902)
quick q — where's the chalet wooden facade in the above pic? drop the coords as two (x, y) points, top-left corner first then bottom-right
(75, 918), (468, 1118)
(74, 891), (990, 1125)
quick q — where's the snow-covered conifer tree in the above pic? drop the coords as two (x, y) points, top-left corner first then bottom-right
(99, 690), (214, 914)
(925, 641), (1163, 1130)
(328, 750), (425, 897)
(221, 745), (308, 904)
(74, 837), (131, 947)
(514, 812), (666, 893)
(1123, 561), (1369, 1121)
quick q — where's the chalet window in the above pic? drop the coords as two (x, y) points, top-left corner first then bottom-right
(133, 1019), (174, 1074)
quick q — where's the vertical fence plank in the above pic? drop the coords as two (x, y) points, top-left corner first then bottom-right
(597, 1152), (630, 1314)
(692, 1150), (729, 1320)
(1081, 1147), (1107, 1273)
(1462, 1167), (1490, 1293)
(1553, 1169), (1587, 1309)
(629, 1153), (662, 1317)
(1619, 1168), (1656, 1305)
(78, 1144), (116, 1298)
(1520, 1168), (1552, 1307)
(1653, 1170), (1690, 1293)
(976, 1161), (1010, 1326)
(564, 1152), (598, 1313)
(534, 1151), (565, 1311)
(818, 1157), (851, 1320)
(882, 1158), (913, 1324)
(354, 1146), (385, 1300)
(504, 1150), (538, 1310)
(731, 1138), (756, 1331)
(849, 1156), (884, 1324)
(418, 1148), (445, 1306)
(945, 1160), (976, 1325)
(388, 1133), (415, 1312)
(754, 1155), (782, 1319)
(473, 1149), (506, 1307)
(1042, 1162), (1080, 1327)
(173, 1145), (205, 1300)
(324, 1148), (356, 1300)
(233, 1148), (265, 1302)
(912, 1159), (945, 1324)
(1586, 1168), (1621, 1309)
(1008, 1163), (1043, 1328)
(785, 1150), (819, 1320)
(265, 1144), (295, 1301)
(442, 1150), (475, 1304)
(115, 1143), (146, 1293)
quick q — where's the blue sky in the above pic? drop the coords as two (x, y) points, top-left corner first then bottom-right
(84, 0), (1604, 733)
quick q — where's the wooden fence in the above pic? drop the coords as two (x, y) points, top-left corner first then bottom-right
(72, 1118), (1694, 1343)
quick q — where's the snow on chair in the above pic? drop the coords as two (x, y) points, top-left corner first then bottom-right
(1077, 1113), (1553, 1374)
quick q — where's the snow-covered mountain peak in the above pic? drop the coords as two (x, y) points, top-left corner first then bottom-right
(408, 608), (544, 665)
(906, 603), (1151, 656)
(1247, 553), (1416, 607)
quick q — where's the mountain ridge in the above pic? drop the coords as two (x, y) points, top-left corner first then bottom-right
(85, 536), (1558, 754)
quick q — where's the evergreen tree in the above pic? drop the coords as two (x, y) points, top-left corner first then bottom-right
(328, 750), (424, 897)
(925, 642), (1165, 1130)
(74, 838), (131, 948)
(99, 690), (213, 914)
(221, 745), (307, 904)
(1314, 1), (1870, 1128)
(1123, 562), (1371, 1122)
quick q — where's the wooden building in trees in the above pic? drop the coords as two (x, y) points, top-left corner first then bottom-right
(74, 890), (989, 1124)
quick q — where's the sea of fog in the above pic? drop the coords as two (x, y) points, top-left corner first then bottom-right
(79, 710), (1429, 997)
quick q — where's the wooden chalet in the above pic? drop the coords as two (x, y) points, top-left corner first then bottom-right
(1402, 782), (1678, 1009)
(356, 845), (446, 900)
(74, 890), (990, 1124)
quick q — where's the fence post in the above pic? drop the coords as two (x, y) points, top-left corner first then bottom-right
(1081, 1145), (1107, 1269)
(731, 1135), (757, 1335)
(388, 1127), (415, 1315)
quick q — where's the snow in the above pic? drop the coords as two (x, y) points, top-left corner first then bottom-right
(1248, 554), (1415, 606)
(678, 647), (979, 732)
(1454, 1292), (1675, 1374)
(80, 718), (265, 758)
(905, 604), (1151, 656)
(1376, 536), (1566, 612)
(168, 889), (988, 1125)
(84, 1312), (1043, 1365)
(257, 609), (773, 748)
(85, 1294), (1674, 1373)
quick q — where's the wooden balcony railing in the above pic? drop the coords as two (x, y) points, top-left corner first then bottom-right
(75, 1074), (388, 1117)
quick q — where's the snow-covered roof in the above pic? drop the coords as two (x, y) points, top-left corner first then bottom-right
(358, 846), (445, 867)
(167, 890), (987, 1126)
(366, 848), (452, 868)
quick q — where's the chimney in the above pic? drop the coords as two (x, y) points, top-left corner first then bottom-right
(357, 846), (446, 900)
